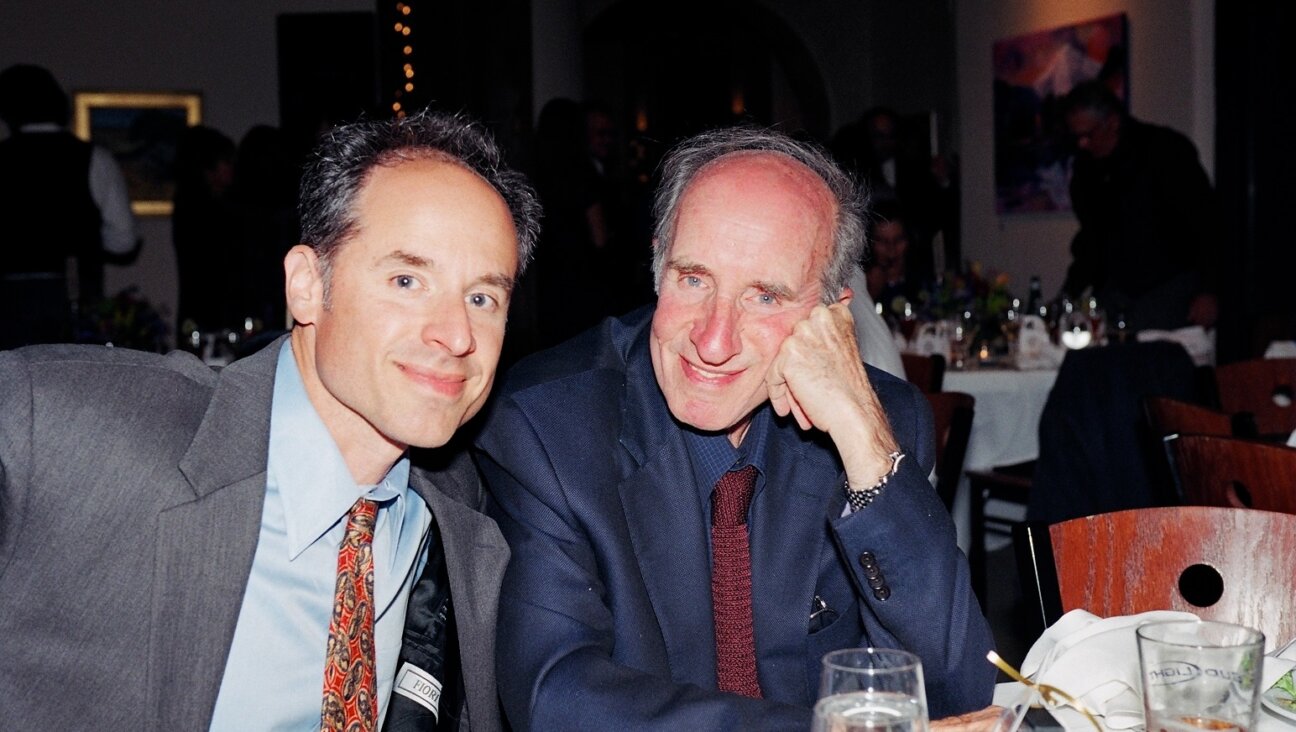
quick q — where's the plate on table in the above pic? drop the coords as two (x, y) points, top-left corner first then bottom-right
(1263, 669), (1296, 723)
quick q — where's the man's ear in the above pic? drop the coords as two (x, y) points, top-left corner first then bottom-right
(284, 244), (324, 326)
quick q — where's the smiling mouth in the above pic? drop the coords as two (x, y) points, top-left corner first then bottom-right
(680, 356), (743, 385)
(398, 363), (468, 396)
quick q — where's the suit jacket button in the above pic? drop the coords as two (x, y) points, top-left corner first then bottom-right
(862, 564), (881, 579)
(873, 586), (892, 601)
(858, 552), (876, 568)
(867, 575), (886, 589)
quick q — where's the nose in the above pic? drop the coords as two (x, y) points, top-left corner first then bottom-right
(690, 297), (741, 365)
(423, 299), (475, 356)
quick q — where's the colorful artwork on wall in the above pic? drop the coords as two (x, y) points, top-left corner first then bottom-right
(993, 13), (1128, 214)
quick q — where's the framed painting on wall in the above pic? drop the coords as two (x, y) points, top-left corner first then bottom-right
(993, 13), (1128, 214)
(72, 91), (201, 216)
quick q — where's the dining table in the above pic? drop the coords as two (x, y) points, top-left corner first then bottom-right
(942, 365), (1059, 553)
(988, 616), (1296, 732)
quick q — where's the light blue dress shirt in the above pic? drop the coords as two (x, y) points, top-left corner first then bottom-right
(209, 341), (432, 730)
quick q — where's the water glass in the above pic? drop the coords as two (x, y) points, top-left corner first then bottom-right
(814, 648), (929, 732)
(1136, 620), (1264, 732)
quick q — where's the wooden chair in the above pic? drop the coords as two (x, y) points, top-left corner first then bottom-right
(1168, 434), (1296, 514)
(1143, 396), (1234, 438)
(1214, 358), (1296, 437)
(901, 353), (946, 394)
(1016, 506), (1296, 650)
(924, 391), (975, 511)
(1143, 397), (1251, 500)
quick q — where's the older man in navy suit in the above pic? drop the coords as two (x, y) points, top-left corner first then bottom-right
(475, 127), (995, 730)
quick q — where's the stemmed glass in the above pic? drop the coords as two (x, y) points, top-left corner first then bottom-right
(814, 648), (929, 732)
(898, 301), (919, 346)
(1059, 299), (1094, 349)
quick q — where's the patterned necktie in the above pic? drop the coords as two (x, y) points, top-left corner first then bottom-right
(321, 499), (379, 732)
(711, 465), (762, 698)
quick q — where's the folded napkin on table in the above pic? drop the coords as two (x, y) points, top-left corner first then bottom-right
(1016, 315), (1065, 370)
(1019, 609), (1199, 730)
(1137, 326), (1215, 366)
(1264, 340), (1296, 359)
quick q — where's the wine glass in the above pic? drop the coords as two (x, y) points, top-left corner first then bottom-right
(814, 648), (929, 732)
(1059, 300), (1093, 349)
(1003, 297), (1022, 354)
(897, 300), (918, 345)
(1085, 296), (1105, 344)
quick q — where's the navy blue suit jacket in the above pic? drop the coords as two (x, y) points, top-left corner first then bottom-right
(475, 308), (994, 730)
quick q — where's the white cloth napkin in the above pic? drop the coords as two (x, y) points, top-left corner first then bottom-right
(1019, 609), (1200, 730)
(1264, 341), (1296, 359)
(1016, 315), (1065, 369)
(1262, 637), (1296, 697)
(1136, 326), (1216, 366)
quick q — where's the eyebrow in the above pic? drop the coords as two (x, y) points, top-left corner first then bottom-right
(380, 250), (433, 269)
(667, 257), (795, 300)
(379, 249), (517, 291)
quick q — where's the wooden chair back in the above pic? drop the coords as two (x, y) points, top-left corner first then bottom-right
(901, 353), (946, 394)
(1169, 434), (1296, 514)
(1017, 506), (1296, 651)
(1143, 396), (1233, 438)
(924, 391), (974, 511)
(1214, 358), (1296, 436)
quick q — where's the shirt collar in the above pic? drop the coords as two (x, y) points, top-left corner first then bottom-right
(268, 340), (411, 559)
(684, 404), (774, 499)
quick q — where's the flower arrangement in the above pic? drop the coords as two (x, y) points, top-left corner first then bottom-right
(915, 263), (1015, 323)
(75, 286), (170, 353)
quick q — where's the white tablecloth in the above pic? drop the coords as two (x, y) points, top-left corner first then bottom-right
(942, 367), (1059, 552)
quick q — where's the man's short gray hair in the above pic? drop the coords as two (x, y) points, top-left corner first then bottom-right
(650, 127), (869, 303)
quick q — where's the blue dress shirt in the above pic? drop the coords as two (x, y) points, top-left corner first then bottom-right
(683, 405), (775, 544)
(209, 341), (431, 730)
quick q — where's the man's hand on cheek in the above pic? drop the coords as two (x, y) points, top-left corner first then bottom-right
(766, 303), (901, 484)
(766, 303), (869, 432)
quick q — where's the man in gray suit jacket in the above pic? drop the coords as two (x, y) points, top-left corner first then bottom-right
(0, 109), (540, 731)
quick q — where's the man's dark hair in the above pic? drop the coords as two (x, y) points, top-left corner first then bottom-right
(298, 108), (542, 287)
(868, 199), (908, 236)
(1062, 80), (1125, 120)
(0, 64), (70, 129)
(651, 126), (869, 304)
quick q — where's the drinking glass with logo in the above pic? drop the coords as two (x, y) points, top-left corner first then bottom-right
(814, 648), (929, 732)
(1136, 620), (1264, 732)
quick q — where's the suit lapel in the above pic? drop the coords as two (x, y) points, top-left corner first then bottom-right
(616, 332), (718, 688)
(749, 426), (843, 704)
(150, 339), (282, 729)
(409, 455), (509, 731)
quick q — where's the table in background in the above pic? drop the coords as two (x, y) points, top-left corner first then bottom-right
(942, 367), (1058, 553)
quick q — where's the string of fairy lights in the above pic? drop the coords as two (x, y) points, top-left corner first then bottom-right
(391, 1), (414, 118)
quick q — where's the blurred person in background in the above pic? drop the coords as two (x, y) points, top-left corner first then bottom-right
(1061, 80), (1219, 332)
(0, 63), (138, 348)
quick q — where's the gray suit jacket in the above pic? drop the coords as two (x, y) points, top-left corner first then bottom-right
(0, 338), (508, 730)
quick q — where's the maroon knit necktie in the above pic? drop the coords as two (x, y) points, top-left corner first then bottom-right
(321, 499), (378, 732)
(711, 465), (762, 698)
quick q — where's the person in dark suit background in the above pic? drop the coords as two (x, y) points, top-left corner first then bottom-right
(1061, 80), (1219, 332)
(0, 109), (540, 731)
(476, 127), (995, 730)
(0, 63), (138, 348)
(833, 106), (960, 283)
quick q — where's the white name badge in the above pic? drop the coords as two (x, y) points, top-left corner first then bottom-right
(393, 662), (442, 720)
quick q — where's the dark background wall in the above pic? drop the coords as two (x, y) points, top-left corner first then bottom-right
(5, 0), (1247, 351)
